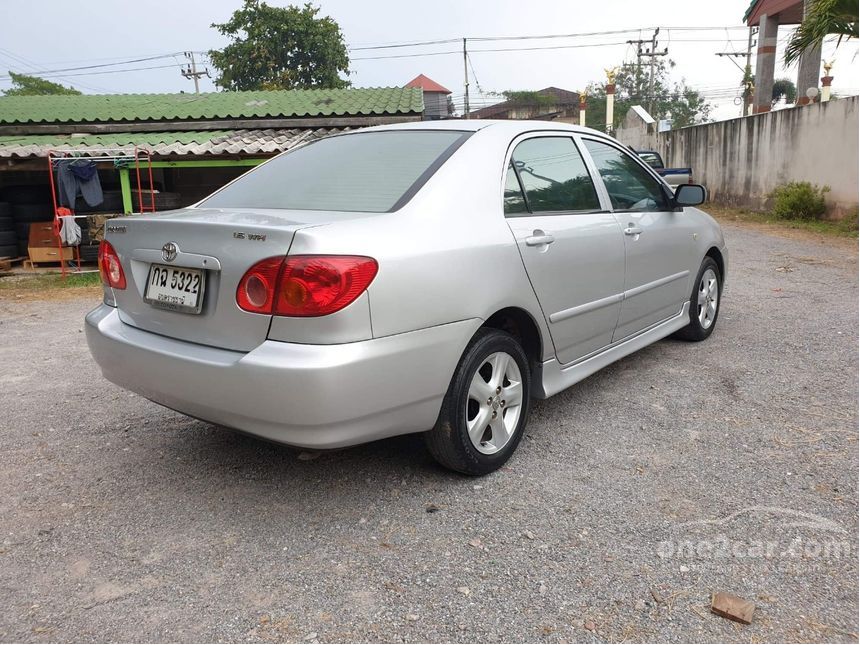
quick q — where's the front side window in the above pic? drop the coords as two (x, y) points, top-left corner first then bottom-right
(200, 130), (469, 213)
(510, 137), (601, 213)
(583, 139), (668, 212)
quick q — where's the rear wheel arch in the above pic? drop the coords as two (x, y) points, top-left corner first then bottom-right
(482, 307), (543, 368)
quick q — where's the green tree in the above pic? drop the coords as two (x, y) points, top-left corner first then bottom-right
(2, 72), (81, 96)
(209, 0), (350, 91)
(496, 90), (560, 108)
(583, 60), (710, 131)
(771, 78), (798, 105)
(784, 0), (858, 65)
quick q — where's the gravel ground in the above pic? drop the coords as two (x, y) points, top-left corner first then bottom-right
(0, 222), (857, 643)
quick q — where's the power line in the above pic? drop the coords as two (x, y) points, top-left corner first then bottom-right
(354, 39), (635, 61)
(0, 63), (182, 81)
(0, 52), (187, 78)
(0, 48), (110, 92)
(350, 25), (749, 49)
(349, 38), (461, 51)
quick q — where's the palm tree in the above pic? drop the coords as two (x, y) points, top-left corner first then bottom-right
(784, 0), (858, 66)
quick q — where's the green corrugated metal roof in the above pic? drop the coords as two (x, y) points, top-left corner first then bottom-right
(0, 127), (346, 158)
(0, 87), (424, 124)
(0, 131), (231, 147)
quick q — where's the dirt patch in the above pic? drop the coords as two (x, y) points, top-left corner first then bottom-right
(0, 285), (102, 303)
(0, 271), (102, 302)
(708, 205), (859, 253)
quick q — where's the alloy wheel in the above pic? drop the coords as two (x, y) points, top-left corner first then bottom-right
(697, 267), (719, 329)
(465, 351), (524, 455)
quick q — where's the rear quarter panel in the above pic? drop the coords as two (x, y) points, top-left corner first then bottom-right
(285, 131), (553, 359)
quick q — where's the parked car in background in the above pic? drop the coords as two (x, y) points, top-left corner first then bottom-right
(636, 150), (693, 186)
(86, 120), (726, 475)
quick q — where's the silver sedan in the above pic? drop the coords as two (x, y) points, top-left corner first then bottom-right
(86, 120), (727, 475)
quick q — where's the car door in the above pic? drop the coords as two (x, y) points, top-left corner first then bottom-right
(504, 134), (626, 365)
(581, 137), (694, 341)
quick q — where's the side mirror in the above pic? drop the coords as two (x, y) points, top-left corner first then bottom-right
(674, 183), (707, 207)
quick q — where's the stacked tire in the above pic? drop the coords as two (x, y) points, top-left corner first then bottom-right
(0, 202), (17, 258)
(132, 191), (183, 212)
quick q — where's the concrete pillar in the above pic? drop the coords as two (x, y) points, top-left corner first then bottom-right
(579, 93), (587, 126)
(796, 0), (822, 105)
(752, 13), (779, 114)
(821, 74), (833, 101)
(605, 83), (615, 133)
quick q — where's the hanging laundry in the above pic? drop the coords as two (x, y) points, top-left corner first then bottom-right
(55, 158), (104, 208)
(58, 214), (81, 246)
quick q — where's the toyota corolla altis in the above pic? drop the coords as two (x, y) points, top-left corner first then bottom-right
(86, 120), (727, 475)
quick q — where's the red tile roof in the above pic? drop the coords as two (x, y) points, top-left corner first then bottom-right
(405, 74), (452, 94)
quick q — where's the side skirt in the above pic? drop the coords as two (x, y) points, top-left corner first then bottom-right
(533, 302), (690, 399)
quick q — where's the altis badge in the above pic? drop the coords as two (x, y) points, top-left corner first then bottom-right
(233, 232), (267, 241)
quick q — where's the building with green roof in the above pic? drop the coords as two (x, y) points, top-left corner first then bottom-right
(0, 87), (424, 219)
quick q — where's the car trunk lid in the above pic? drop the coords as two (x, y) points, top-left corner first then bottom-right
(108, 207), (311, 352)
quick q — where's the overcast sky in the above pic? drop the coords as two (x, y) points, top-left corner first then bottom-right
(1, 0), (857, 121)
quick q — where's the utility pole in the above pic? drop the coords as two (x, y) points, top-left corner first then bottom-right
(715, 26), (756, 117)
(641, 28), (668, 116)
(181, 51), (210, 94)
(462, 38), (470, 119)
(626, 36), (648, 103)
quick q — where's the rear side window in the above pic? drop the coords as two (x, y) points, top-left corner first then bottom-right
(510, 137), (601, 213)
(583, 139), (668, 212)
(200, 130), (470, 213)
(503, 163), (527, 215)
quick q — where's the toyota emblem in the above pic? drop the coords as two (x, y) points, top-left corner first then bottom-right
(161, 242), (178, 262)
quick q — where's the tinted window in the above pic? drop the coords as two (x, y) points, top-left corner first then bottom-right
(503, 163), (527, 215)
(200, 130), (468, 213)
(638, 152), (662, 168)
(584, 139), (668, 212)
(511, 137), (600, 213)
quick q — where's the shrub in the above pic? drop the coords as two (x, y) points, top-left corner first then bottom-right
(768, 182), (830, 220)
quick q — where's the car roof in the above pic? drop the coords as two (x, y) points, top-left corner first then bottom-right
(360, 119), (611, 139)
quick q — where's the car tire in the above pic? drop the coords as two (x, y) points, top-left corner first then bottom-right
(132, 191), (183, 212)
(424, 328), (531, 475)
(673, 256), (721, 342)
(0, 231), (16, 245)
(11, 203), (53, 222)
(0, 217), (14, 232)
(0, 244), (19, 258)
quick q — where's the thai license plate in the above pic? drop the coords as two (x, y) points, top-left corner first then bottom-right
(144, 264), (205, 314)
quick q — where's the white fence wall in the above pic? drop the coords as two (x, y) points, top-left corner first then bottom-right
(616, 96), (858, 217)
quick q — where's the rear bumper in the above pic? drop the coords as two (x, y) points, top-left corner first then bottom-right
(85, 305), (479, 449)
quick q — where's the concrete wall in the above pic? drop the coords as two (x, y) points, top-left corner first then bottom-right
(616, 96), (858, 217)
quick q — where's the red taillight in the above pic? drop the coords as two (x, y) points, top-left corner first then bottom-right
(98, 240), (126, 290)
(235, 257), (283, 314)
(236, 255), (378, 317)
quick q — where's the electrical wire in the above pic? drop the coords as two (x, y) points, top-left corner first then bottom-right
(0, 52), (186, 79)
(0, 63), (183, 81)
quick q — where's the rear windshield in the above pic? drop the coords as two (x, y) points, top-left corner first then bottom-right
(199, 130), (470, 213)
(638, 152), (662, 168)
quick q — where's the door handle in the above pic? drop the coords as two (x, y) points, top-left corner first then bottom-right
(624, 226), (643, 236)
(525, 233), (555, 246)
